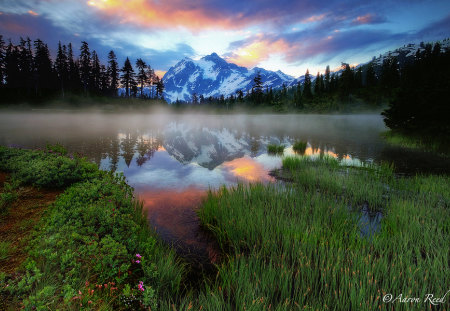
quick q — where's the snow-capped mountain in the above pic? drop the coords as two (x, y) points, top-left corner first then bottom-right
(361, 39), (450, 69)
(163, 53), (295, 103)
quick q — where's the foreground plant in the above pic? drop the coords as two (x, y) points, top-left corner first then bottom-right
(0, 146), (185, 310)
(196, 156), (449, 310)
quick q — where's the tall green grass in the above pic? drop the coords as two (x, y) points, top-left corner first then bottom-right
(195, 157), (449, 310)
(292, 141), (307, 154)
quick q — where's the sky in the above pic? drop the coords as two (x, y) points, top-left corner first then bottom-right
(0, 0), (449, 78)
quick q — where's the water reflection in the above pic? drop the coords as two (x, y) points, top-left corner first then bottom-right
(2, 112), (448, 259)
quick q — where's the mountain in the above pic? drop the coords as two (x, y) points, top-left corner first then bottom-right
(357, 39), (450, 72)
(162, 53), (295, 103)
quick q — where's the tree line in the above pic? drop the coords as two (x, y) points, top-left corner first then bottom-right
(0, 35), (165, 102)
(180, 41), (448, 119)
(382, 41), (450, 136)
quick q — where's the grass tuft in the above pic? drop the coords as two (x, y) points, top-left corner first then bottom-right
(292, 140), (307, 154)
(267, 144), (284, 155)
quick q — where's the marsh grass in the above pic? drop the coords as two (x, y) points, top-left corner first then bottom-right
(267, 144), (284, 155)
(382, 130), (448, 156)
(292, 140), (307, 154)
(195, 156), (449, 310)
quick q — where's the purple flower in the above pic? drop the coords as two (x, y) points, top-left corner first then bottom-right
(136, 254), (142, 259)
(136, 260), (140, 264)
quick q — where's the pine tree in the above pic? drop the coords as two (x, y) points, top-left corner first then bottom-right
(0, 35), (5, 88)
(107, 50), (119, 96)
(18, 37), (34, 95)
(324, 65), (331, 92)
(303, 69), (312, 99)
(55, 41), (68, 97)
(314, 72), (322, 95)
(67, 43), (80, 93)
(33, 39), (53, 94)
(135, 58), (148, 98)
(91, 50), (101, 94)
(155, 77), (164, 99)
(354, 67), (362, 89)
(252, 70), (263, 104)
(120, 57), (135, 98)
(79, 41), (91, 94)
(365, 61), (377, 87)
(5, 40), (21, 90)
(340, 63), (354, 96)
(294, 81), (302, 108)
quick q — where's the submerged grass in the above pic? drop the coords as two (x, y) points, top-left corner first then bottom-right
(195, 155), (449, 310)
(382, 130), (448, 157)
(292, 140), (307, 154)
(267, 144), (285, 155)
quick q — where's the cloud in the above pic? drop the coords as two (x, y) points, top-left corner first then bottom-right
(352, 14), (387, 25)
(225, 37), (291, 68)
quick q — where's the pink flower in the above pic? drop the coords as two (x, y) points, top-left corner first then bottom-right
(136, 253), (142, 259)
(136, 260), (141, 264)
(138, 281), (145, 292)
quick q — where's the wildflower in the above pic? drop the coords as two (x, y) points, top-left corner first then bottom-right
(136, 253), (142, 259)
(136, 260), (141, 264)
(138, 281), (144, 292)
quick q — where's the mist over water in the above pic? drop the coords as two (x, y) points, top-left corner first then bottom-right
(1, 110), (448, 261)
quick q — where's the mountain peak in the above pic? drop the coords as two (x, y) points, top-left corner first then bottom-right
(163, 54), (296, 103)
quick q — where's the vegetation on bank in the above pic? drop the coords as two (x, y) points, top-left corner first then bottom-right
(195, 155), (449, 310)
(382, 130), (449, 157)
(0, 146), (185, 310)
(1, 144), (449, 310)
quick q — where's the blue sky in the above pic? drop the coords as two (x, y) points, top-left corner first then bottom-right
(0, 0), (449, 77)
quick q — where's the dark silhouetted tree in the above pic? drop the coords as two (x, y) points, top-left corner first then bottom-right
(303, 69), (312, 99)
(120, 57), (135, 97)
(79, 41), (91, 94)
(135, 58), (148, 98)
(107, 50), (119, 96)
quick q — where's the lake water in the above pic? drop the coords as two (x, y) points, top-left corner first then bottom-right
(1, 111), (448, 263)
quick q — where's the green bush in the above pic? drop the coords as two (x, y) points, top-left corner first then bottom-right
(0, 146), (185, 309)
(0, 146), (99, 188)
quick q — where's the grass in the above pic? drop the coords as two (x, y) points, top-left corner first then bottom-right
(382, 130), (448, 157)
(194, 156), (449, 310)
(1, 144), (448, 310)
(292, 140), (307, 154)
(267, 144), (285, 155)
(0, 146), (187, 310)
(0, 242), (14, 261)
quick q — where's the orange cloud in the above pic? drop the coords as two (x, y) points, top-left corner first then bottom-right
(226, 38), (291, 68)
(154, 70), (167, 79)
(86, 0), (248, 31)
(28, 10), (39, 16)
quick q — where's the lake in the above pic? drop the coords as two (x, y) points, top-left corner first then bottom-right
(1, 111), (448, 263)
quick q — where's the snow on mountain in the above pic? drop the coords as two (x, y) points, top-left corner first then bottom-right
(159, 39), (450, 103)
(361, 39), (450, 68)
(163, 53), (295, 103)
